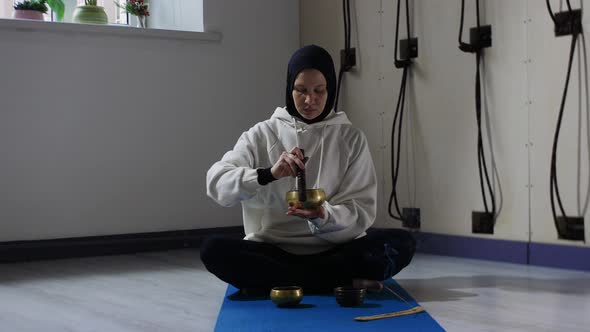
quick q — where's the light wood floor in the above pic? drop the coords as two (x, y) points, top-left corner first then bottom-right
(0, 250), (589, 331)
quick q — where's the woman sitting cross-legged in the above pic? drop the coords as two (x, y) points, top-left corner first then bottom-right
(202, 44), (416, 293)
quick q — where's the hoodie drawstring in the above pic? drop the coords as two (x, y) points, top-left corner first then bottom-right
(292, 116), (300, 148)
(314, 125), (326, 189)
(291, 116), (326, 190)
(292, 117), (300, 191)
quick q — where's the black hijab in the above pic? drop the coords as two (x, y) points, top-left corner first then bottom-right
(285, 45), (337, 124)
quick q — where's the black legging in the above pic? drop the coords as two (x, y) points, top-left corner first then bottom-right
(200, 228), (415, 291)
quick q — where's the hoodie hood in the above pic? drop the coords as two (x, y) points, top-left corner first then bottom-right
(271, 107), (351, 129)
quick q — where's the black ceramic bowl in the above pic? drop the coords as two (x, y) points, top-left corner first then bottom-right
(334, 287), (366, 307)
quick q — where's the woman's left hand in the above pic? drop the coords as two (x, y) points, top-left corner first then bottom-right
(287, 206), (325, 220)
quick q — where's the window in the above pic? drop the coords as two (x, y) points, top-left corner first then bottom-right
(2, 1), (126, 24)
(62, 1), (129, 25)
(1, 0), (48, 20)
(149, 0), (203, 32)
(1, 0), (203, 32)
(0, 1), (15, 19)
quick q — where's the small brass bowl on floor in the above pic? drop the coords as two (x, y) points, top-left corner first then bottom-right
(286, 189), (326, 210)
(334, 287), (366, 307)
(270, 286), (303, 307)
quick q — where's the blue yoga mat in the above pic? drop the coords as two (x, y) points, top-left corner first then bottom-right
(214, 279), (444, 331)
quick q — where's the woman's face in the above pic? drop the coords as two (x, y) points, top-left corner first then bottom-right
(292, 69), (328, 121)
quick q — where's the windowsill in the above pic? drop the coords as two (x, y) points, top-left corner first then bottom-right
(0, 18), (221, 42)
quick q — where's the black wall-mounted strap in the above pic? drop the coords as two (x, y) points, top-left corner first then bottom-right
(388, 0), (414, 222)
(388, 66), (409, 221)
(547, 0), (585, 242)
(394, 0), (412, 68)
(547, 0), (579, 226)
(335, 0), (352, 112)
(459, 0), (483, 53)
(475, 52), (495, 216)
(458, 0), (496, 217)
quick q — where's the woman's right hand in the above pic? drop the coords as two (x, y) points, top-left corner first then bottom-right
(271, 147), (306, 179)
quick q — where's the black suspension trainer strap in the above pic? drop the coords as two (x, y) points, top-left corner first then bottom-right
(546, 0), (580, 232)
(335, 0), (352, 112)
(458, 0), (496, 217)
(388, 0), (412, 221)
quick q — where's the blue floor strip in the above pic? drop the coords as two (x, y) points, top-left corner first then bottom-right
(214, 279), (444, 331)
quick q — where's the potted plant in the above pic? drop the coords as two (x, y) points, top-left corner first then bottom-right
(13, 0), (48, 20)
(47, 0), (65, 22)
(115, 0), (149, 28)
(13, 0), (65, 22)
(72, 0), (108, 25)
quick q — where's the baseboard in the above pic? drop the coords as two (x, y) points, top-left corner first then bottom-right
(529, 241), (590, 271)
(414, 231), (590, 272)
(0, 226), (245, 263)
(3, 228), (588, 271)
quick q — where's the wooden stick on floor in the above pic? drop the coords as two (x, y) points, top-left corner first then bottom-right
(354, 306), (425, 321)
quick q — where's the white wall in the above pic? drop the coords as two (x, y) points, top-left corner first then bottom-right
(0, 0), (299, 241)
(301, 0), (589, 247)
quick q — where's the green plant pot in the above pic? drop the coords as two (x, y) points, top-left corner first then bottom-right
(72, 5), (108, 25)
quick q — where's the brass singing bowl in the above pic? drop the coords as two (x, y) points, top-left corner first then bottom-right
(286, 188), (326, 210)
(270, 286), (303, 307)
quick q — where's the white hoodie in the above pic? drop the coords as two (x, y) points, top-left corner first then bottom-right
(206, 107), (377, 254)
